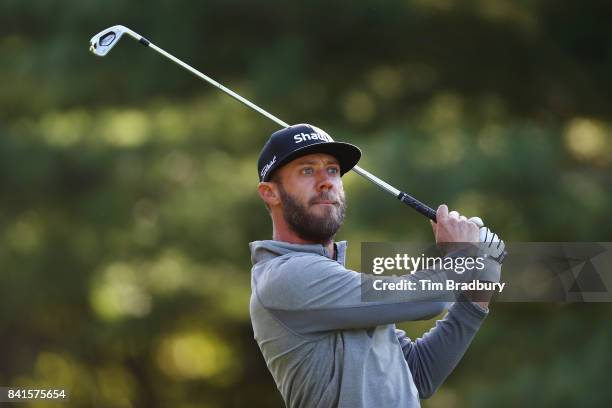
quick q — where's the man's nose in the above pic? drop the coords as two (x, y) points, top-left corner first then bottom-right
(316, 170), (334, 192)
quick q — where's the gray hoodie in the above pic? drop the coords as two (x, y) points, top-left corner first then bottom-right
(249, 240), (493, 407)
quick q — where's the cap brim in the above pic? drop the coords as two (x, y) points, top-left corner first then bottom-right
(264, 141), (361, 181)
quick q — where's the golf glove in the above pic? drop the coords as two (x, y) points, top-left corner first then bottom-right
(468, 216), (506, 263)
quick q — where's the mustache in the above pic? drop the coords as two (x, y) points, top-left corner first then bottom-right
(309, 192), (342, 205)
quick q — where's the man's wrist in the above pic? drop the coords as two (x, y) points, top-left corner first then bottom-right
(463, 288), (493, 311)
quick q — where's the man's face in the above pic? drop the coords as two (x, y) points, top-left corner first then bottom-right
(274, 153), (347, 243)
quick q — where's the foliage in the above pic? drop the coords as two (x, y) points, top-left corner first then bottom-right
(1, 1), (611, 406)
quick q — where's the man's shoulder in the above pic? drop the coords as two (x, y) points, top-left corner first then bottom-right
(253, 250), (336, 282)
(252, 249), (356, 306)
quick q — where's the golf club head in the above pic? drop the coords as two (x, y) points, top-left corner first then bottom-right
(89, 25), (131, 57)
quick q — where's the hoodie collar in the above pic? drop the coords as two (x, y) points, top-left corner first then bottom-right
(249, 240), (348, 266)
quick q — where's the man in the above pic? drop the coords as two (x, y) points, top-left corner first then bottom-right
(249, 124), (504, 407)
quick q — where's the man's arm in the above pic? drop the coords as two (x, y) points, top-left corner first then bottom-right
(254, 252), (499, 334)
(255, 205), (501, 335)
(395, 295), (488, 399)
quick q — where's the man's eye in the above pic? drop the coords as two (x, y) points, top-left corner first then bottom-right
(302, 167), (314, 175)
(328, 167), (339, 175)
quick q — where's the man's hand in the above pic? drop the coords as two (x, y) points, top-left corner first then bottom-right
(430, 204), (479, 244)
(466, 216), (506, 310)
(467, 216), (506, 262)
(431, 206), (505, 311)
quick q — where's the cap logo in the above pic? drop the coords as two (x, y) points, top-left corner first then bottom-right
(260, 155), (277, 179)
(293, 132), (331, 144)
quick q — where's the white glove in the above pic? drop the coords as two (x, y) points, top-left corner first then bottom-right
(468, 216), (506, 263)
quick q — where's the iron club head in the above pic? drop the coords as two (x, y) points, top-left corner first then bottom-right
(89, 25), (139, 57)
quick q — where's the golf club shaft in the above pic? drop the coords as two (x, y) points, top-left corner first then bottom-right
(144, 39), (438, 221)
(149, 43), (287, 128)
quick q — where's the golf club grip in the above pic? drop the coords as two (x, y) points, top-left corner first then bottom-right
(397, 192), (437, 221)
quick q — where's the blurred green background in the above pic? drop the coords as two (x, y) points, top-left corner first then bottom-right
(1, 0), (611, 407)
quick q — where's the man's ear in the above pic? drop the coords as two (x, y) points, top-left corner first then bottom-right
(258, 182), (281, 207)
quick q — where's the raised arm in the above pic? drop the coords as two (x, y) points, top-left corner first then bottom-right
(254, 205), (502, 334)
(253, 251), (499, 334)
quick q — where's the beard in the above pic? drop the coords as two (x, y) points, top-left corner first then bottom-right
(277, 184), (346, 244)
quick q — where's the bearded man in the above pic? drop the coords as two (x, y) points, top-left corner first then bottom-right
(249, 124), (504, 408)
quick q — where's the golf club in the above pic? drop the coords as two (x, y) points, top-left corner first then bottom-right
(89, 25), (438, 221)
